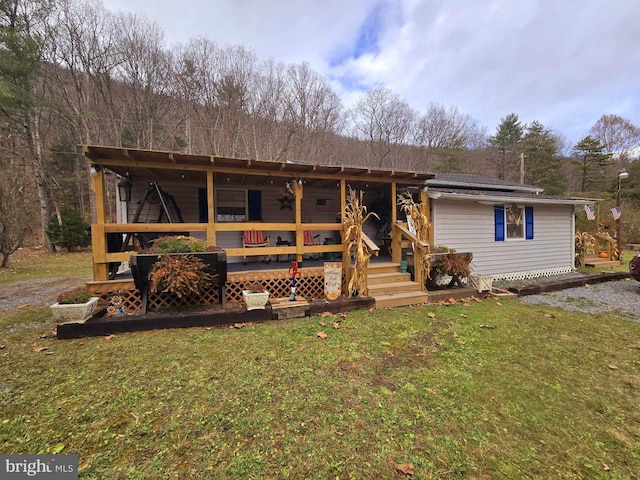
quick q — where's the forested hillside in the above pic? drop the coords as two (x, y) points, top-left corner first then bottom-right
(1, 0), (639, 259)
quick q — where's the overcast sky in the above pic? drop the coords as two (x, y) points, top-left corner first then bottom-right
(102, 0), (640, 145)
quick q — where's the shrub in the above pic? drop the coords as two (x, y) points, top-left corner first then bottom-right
(57, 287), (93, 304)
(46, 206), (90, 251)
(147, 235), (207, 254)
(149, 254), (213, 298)
(243, 281), (267, 293)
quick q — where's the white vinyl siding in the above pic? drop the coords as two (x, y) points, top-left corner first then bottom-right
(433, 199), (574, 279)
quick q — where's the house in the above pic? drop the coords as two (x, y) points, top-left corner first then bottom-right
(82, 147), (592, 314)
(425, 173), (591, 281)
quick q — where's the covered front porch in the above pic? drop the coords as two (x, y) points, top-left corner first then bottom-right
(83, 146), (449, 313)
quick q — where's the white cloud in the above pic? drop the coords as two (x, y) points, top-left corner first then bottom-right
(102, 0), (640, 143)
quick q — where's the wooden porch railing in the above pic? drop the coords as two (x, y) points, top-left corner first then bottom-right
(92, 221), (346, 281)
(391, 222), (429, 291)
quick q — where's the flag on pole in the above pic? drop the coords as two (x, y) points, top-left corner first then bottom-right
(611, 206), (622, 220)
(584, 204), (596, 220)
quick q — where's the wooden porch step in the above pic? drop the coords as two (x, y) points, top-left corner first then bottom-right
(367, 262), (402, 274)
(584, 256), (621, 268)
(373, 291), (429, 309)
(368, 281), (422, 296)
(368, 261), (427, 308)
(368, 271), (412, 285)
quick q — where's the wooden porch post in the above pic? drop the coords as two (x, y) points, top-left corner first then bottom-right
(391, 181), (402, 263)
(340, 179), (351, 291)
(91, 167), (108, 281)
(295, 180), (303, 263)
(206, 171), (216, 246)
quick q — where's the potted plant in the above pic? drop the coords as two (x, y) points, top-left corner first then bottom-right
(242, 282), (270, 311)
(50, 287), (99, 323)
(129, 236), (227, 314)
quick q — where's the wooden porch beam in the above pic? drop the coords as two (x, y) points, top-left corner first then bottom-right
(87, 157), (427, 185)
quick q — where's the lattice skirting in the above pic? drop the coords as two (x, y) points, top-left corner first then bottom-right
(91, 268), (328, 314)
(489, 266), (574, 282)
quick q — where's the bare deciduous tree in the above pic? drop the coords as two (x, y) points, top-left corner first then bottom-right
(0, 143), (34, 266)
(348, 87), (416, 168)
(283, 61), (344, 162)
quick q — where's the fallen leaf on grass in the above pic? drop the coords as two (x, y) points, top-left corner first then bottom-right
(232, 322), (253, 329)
(104, 334), (116, 341)
(395, 463), (415, 475)
(16, 304), (30, 310)
(203, 327), (212, 331)
(544, 313), (556, 318)
(463, 303), (471, 307)
(44, 351), (54, 355)
(332, 322), (340, 330)
(317, 331), (327, 340)
(0, 345), (5, 350)
(603, 464), (610, 471)
(319, 311), (332, 318)
(459, 313), (468, 318)
(608, 365), (619, 370)
(472, 297), (482, 303)
(319, 322), (327, 326)
(427, 312), (436, 318)
(39, 333), (48, 339)
(33, 346), (49, 352)
(496, 302), (502, 306)
(479, 324), (496, 329)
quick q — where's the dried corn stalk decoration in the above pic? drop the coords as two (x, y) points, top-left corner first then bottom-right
(507, 205), (523, 226)
(574, 231), (595, 267)
(595, 231), (620, 261)
(397, 191), (432, 279)
(344, 186), (379, 297)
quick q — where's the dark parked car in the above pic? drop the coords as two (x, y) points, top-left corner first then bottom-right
(629, 252), (640, 281)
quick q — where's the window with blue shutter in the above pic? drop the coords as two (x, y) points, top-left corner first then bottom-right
(525, 206), (534, 239)
(494, 206), (505, 241)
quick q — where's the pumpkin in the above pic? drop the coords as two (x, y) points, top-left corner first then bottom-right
(599, 252), (609, 258)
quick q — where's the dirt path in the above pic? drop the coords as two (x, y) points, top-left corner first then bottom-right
(0, 276), (91, 311)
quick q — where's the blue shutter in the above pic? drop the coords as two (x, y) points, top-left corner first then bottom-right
(198, 188), (207, 223)
(494, 206), (505, 242)
(248, 190), (262, 221)
(525, 206), (534, 239)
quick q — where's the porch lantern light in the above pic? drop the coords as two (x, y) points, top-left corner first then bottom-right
(117, 176), (133, 203)
(89, 164), (101, 176)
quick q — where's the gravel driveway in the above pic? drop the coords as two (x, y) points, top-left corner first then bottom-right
(518, 278), (640, 322)
(0, 276), (91, 311)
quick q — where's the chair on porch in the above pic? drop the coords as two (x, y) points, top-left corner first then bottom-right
(242, 230), (270, 264)
(303, 230), (321, 260)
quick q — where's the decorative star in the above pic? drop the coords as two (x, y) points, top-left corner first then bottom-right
(278, 196), (293, 210)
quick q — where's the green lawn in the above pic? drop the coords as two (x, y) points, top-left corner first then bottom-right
(0, 248), (92, 284)
(1, 250), (639, 478)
